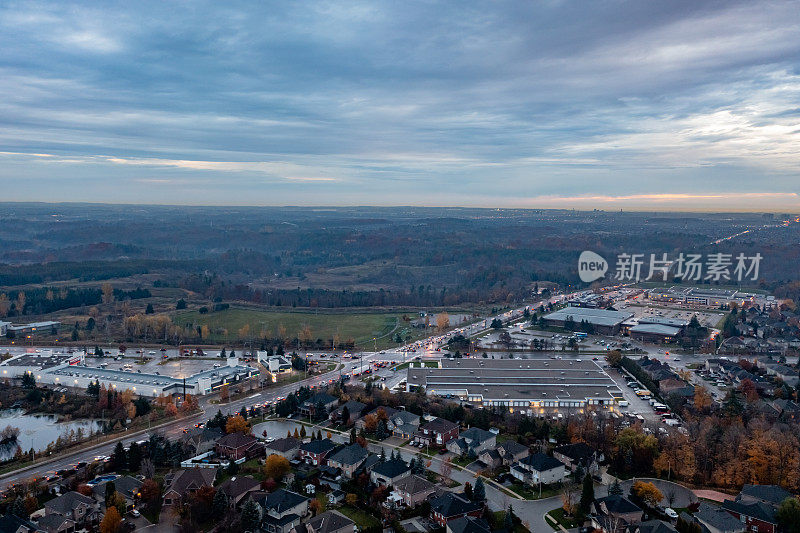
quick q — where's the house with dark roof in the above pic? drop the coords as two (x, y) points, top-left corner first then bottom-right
(553, 442), (602, 474)
(429, 492), (483, 527)
(300, 393), (338, 418)
(477, 449), (502, 470)
(390, 475), (437, 508)
(218, 476), (262, 507)
(370, 458), (411, 486)
(722, 500), (778, 533)
(446, 427), (495, 456)
(510, 453), (565, 485)
(291, 510), (355, 533)
(90, 475), (142, 510)
(215, 432), (263, 461)
(415, 417), (459, 447)
(0, 514), (45, 533)
(326, 444), (369, 478)
(496, 441), (529, 466)
(628, 520), (678, 533)
(693, 506), (745, 533)
(299, 439), (337, 466)
(591, 495), (643, 532)
(163, 468), (217, 506)
(43, 492), (100, 530)
(265, 437), (302, 460)
(181, 426), (224, 455)
(253, 489), (310, 533)
(35, 513), (73, 533)
(389, 411), (421, 439)
(446, 516), (491, 533)
(329, 401), (366, 425)
(737, 484), (792, 507)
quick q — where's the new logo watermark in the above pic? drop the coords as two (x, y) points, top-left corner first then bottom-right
(578, 251), (762, 283)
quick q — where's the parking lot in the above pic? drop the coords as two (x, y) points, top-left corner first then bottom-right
(84, 355), (227, 379)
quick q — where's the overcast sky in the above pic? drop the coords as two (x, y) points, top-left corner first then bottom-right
(1, 0), (799, 210)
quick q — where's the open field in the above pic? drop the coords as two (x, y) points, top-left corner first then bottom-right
(174, 307), (430, 348)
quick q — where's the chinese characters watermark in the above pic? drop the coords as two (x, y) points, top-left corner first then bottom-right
(578, 251), (762, 283)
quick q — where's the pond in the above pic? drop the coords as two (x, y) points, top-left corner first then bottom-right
(0, 409), (103, 461)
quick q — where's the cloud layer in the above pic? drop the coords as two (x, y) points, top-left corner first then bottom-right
(1, 0), (799, 209)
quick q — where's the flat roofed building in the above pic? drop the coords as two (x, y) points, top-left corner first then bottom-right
(628, 323), (682, 343)
(543, 307), (633, 334)
(407, 358), (623, 413)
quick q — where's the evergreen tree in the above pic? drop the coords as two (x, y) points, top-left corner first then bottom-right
(473, 477), (486, 502)
(12, 497), (28, 519)
(504, 505), (514, 531)
(112, 441), (127, 471)
(579, 473), (594, 513)
(341, 406), (350, 426)
(608, 478), (623, 496)
(105, 481), (117, 507)
(128, 442), (142, 472)
(241, 499), (261, 531)
(227, 457), (240, 476)
(213, 489), (229, 517)
(350, 427), (357, 444)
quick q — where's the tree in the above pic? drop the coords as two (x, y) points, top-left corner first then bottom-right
(463, 482), (473, 500)
(241, 499), (261, 531)
(608, 478), (623, 496)
(473, 477), (485, 502)
(439, 457), (452, 480)
(309, 499), (322, 516)
(176, 298), (187, 310)
(128, 442), (142, 472)
(777, 497), (800, 533)
(605, 350), (622, 367)
(346, 493), (358, 506)
(213, 488), (229, 516)
(225, 415), (250, 435)
(112, 441), (127, 471)
(490, 318), (503, 329)
(99, 507), (122, 533)
(579, 473), (594, 513)
(264, 454), (291, 480)
(504, 505), (514, 531)
(341, 405), (350, 426)
(105, 481), (117, 508)
(632, 480), (663, 508)
(140, 479), (160, 505)
(101, 283), (114, 305)
(436, 312), (450, 331)
(145, 303), (154, 314)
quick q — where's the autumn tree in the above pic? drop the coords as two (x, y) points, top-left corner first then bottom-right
(439, 457), (452, 480)
(101, 283), (115, 305)
(436, 312), (450, 331)
(632, 480), (663, 508)
(99, 507), (122, 533)
(263, 454), (291, 480)
(654, 434), (697, 482)
(693, 386), (712, 412)
(225, 415), (250, 435)
(605, 350), (622, 367)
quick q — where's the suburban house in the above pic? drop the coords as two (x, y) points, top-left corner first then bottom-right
(415, 417), (459, 447)
(163, 468), (217, 506)
(629, 520), (678, 533)
(370, 458), (411, 486)
(217, 476), (262, 507)
(476, 449), (502, 470)
(446, 427), (495, 456)
(388, 411), (421, 439)
(329, 401), (366, 425)
(299, 439), (337, 466)
(215, 432), (263, 461)
(182, 426), (224, 455)
(429, 492), (483, 526)
(36, 513), (73, 533)
(510, 453), (566, 485)
(446, 516), (492, 533)
(719, 484), (793, 533)
(253, 489), (310, 533)
(264, 437), (302, 460)
(496, 441), (529, 466)
(291, 510), (355, 533)
(91, 475), (142, 511)
(2, 515), (45, 533)
(692, 506), (746, 533)
(355, 406), (399, 431)
(299, 393), (338, 418)
(325, 444), (370, 478)
(553, 442), (603, 475)
(43, 492), (100, 530)
(591, 495), (644, 532)
(389, 474), (437, 508)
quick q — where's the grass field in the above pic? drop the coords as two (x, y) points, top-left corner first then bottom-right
(174, 307), (430, 348)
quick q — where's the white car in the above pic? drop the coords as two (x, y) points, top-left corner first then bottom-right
(664, 508), (678, 519)
(130, 509), (141, 517)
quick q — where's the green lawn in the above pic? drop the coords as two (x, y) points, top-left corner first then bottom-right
(545, 508), (579, 530)
(175, 307), (422, 348)
(337, 505), (381, 529)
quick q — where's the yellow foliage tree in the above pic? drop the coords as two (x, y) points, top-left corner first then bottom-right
(225, 415), (250, 435)
(632, 481), (663, 507)
(263, 454), (291, 480)
(99, 507), (122, 533)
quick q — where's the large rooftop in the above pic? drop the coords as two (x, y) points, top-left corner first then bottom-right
(544, 306), (633, 327)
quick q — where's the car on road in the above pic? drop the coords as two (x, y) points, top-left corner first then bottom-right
(130, 509), (141, 517)
(664, 508), (678, 519)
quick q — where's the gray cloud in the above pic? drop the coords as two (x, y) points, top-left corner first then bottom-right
(1, 0), (799, 209)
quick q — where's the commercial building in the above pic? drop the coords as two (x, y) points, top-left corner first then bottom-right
(5, 321), (60, 337)
(542, 306), (633, 334)
(648, 286), (774, 308)
(407, 358), (624, 414)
